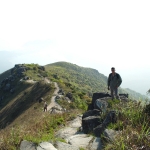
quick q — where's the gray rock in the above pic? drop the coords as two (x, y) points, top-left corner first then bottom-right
(82, 116), (102, 134)
(66, 134), (93, 149)
(93, 124), (105, 137)
(20, 140), (36, 150)
(93, 111), (117, 137)
(68, 116), (82, 128)
(55, 141), (79, 150)
(89, 93), (111, 110)
(56, 127), (78, 139)
(82, 109), (101, 119)
(37, 142), (57, 150)
(102, 111), (117, 128)
(90, 137), (102, 150)
(94, 99), (108, 113)
(104, 129), (119, 141)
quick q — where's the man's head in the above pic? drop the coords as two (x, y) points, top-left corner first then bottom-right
(111, 67), (115, 73)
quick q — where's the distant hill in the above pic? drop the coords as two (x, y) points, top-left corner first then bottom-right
(45, 61), (148, 100)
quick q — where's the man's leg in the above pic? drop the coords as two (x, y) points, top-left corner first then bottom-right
(115, 88), (120, 100)
(111, 88), (114, 100)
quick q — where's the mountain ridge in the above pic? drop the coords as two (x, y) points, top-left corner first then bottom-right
(45, 61), (148, 100)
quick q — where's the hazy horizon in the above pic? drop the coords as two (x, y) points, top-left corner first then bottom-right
(0, 1), (150, 95)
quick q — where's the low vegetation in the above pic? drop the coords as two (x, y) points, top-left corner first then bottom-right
(0, 111), (81, 150)
(103, 99), (150, 150)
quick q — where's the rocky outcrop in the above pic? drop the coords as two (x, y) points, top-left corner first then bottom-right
(82, 92), (128, 138)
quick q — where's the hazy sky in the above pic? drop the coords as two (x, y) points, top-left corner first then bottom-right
(0, 0), (150, 95)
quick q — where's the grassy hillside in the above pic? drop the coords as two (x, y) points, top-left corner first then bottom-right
(45, 61), (107, 93)
(45, 61), (147, 100)
(0, 62), (149, 149)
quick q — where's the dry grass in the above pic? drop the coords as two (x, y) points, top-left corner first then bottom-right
(103, 100), (150, 150)
(0, 111), (81, 150)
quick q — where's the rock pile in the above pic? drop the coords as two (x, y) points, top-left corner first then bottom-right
(82, 92), (128, 137)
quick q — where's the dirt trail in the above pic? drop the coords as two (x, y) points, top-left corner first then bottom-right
(47, 82), (62, 111)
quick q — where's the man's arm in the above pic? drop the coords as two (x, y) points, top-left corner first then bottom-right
(117, 74), (122, 87)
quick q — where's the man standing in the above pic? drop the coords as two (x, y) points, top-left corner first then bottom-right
(108, 67), (122, 100)
(44, 101), (48, 112)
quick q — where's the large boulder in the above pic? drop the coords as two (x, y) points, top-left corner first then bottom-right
(102, 111), (117, 128)
(82, 109), (101, 119)
(94, 99), (108, 113)
(89, 93), (111, 110)
(104, 129), (120, 141)
(93, 111), (117, 137)
(93, 124), (105, 137)
(82, 116), (102, 134)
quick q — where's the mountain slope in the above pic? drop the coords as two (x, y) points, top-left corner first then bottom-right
(45, 61), (147, 100)
(0, 62), (149, 149)
(0, 64), (55, 129)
